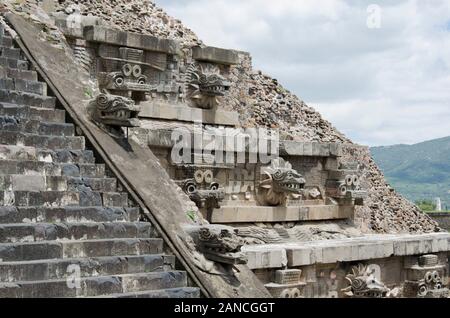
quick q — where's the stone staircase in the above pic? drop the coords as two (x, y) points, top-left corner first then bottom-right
(0, 25), (200, 298)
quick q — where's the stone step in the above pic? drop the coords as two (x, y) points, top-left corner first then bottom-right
(0, 90), (55, 109)
(0, 46), (22, 60)
(93, 287), (200, 298)
(0, 238), (163, 262)
(3, 68), (38, 81)
(0, 254), (174, 282)
(0, 103), (65, 123)
(0, 57), (28, 70)
(0, 190), (128, 208)
(0, 36), (14, 48)
(0, 271), (187, 298)
(0, 117), (74, 136)
(0, 160), (105, 178)
(0, 175), (117, 192)
(0, 78), (47, 95)
(0, 222), (154, 243)
(0, 131), (84, 151)
(0, 206), (140, 224)
(0, 145), (95, 164)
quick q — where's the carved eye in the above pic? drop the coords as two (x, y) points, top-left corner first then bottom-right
(132, 65), (142, 78)
(209, 75), (218, 82)
(96, 94), (109, 109)
(199, 74), (207, 83)
(418, 284), (428, 297)
(210, 183), (219, 191)
(137, 76), (146, 85)
(114, 75), (125, 87)
(203, 170), (214, 184)
(273, 170), (284, 181)
(432, 271), (440, 283)
(425, 272), (433, 284)
(122, 64), (133, 77)
(185, 183), (197, 194)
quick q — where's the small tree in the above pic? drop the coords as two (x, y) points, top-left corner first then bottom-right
(415, 200), (437, 212)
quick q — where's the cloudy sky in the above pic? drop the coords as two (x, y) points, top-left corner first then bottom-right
(155, 0), (450, 146)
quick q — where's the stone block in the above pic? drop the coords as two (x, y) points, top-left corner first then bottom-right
(11, 175), (46, 192)
(83, 26), (180, 54)
(139, 102), (239, 126)
(322, 244), (352, 263)
(243, 246), (287, 269)
(0, 35), (13, 48)
(210, 204), (348, 224)
(286, 246), (314, 266)
(303, 142), (313, 156)
(192, 46), (239, 65)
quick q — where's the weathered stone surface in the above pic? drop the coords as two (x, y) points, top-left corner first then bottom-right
(0, 89), (55, 108)
(0, 254), (169, 282)
(139, 102), (239, 126)
(0, 206), (140, 224)
(84, 26), (180, 54)
(0, 271), (186, 297)
(192, 46), (239, 65)
(0, 19), (199, 298)
(0, 117), (74, 136)
(210, 205), (353, 224)
(0, 103), (66, 123)
(0, 57), (28, 70)
(98, 287), (201, 298)
(0, 222), (153, 243)
(242, 233), (450, 268)
(5, 13), (268, 298)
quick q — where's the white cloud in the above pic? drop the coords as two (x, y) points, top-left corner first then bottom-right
(155, 0), (450, 146)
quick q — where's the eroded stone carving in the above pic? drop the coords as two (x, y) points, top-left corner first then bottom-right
(88, 93), (141, 129)
(341, 264), (389, 298)
(403, 254), (449, 298)
(326, 164), (367, 205)
(265, 269), (305, 298)
(258, 158), (306, 206)
(186, 63), (230, 109)
(98, 63), (151, 93)
(181, 178), (225, 211)
(198, 226), (247, 265)
(178, 169), (225, 214)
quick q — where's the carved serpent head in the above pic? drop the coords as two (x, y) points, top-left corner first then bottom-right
(186, 63), (231, 109)
(342, 264), (389, 298)
(90, 93), (141, 128)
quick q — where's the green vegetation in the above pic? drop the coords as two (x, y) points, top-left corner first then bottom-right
(186, 210), (196, 222)
(415, 200), (436, 212)
(371, 136), (450, 209)
(84, 87), (94, 99)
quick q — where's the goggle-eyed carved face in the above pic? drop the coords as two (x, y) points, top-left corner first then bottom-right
(100, 64), (150, 92)
(417, 271), (444, 297)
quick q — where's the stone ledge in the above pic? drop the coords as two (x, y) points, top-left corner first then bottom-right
(139, 102), (239, 126)
(83, 26), (180, 54)
(280, 141), (342, 157)
(242, 233), (450, 269)
(210, 205), (353, 224)
(192, 46), (239, 65)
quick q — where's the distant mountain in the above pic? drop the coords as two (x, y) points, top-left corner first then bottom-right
(371, 136), (450, 210)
